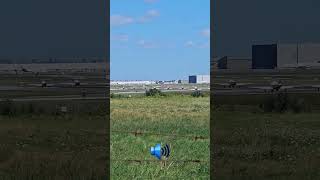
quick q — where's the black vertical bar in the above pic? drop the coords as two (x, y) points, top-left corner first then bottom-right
(210, 0), (214, 179)
(106, 0), (110, 179)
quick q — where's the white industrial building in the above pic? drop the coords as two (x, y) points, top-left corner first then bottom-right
(189, 75), (210, 84)
(111, 80), (156, 85)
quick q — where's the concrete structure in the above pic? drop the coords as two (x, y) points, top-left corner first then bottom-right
(218, 56), (251, 70)
(277, 43), (298, 68)
(278, 43), (320, 68)
(253, 43), (320, 69)
(189, 75), (210, 84)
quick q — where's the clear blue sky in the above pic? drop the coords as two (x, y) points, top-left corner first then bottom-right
(111, 0), (209, 80)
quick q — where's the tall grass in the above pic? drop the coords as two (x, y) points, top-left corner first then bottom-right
(111, 95), (210, 178)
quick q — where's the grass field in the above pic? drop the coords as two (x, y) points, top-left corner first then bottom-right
(0, 110), (108, 179)
(0, 72), (109, 179)
(212, 72), (320, 179)
(111, 95), (210, 179)
(212, 110), (320, 180)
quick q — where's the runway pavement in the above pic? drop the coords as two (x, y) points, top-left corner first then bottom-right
(212, 87), (320, 95)
(0, 95), (107, 102)
(111, 88), (210, 94)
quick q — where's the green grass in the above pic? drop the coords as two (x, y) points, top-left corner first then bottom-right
(0, 72), (109, 179)
(111, 95), (210, 179)
(212, 72), (320, 179)
(212, 110), (320, 180)
(0, 114), (108, 179)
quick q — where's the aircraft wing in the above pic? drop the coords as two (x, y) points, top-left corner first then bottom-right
(237, 83), (252, 86)
(298, 84), (320, 89)
(280, 86), (296, 90)
(27, 83), (55, 87)
(213, 83), (229, 86)
(27, 83), (42, 87)
(249, 86), (273, 90)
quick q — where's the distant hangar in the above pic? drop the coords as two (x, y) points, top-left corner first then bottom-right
(189, 75), (210, 84)
(253, 43), (320, 69)
(216, 42), (320, 70)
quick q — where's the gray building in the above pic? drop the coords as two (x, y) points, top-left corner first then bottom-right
(218, 56), (251, 70)
(279, 43), (320, 68)
(253, 43), (320, 69)
(189, 75), (210, 84)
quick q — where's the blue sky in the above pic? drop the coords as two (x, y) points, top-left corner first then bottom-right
(111, 0), (210, 80)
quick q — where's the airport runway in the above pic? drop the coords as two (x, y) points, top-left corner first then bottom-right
(0, 86), (34, 91)
(111, 88), (210, 94)
(0, 95), (107, 102)
(212, 87), (320, 95)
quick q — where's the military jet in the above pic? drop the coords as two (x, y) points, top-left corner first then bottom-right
(214, 79), (251, 88)
(249, 80), (296, 93)
(28, 80), (55, 88)
(190, 86), (200, 91)
(59, 79), (87, 87)
(28, 79), (87, 88)
(12, 66), (40, 76)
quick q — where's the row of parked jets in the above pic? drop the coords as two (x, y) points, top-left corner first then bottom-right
(23, 80), (109, 88)
(29, 80), (82, 88)
(18, 66), (316, 93)
(214, 79), (320, 92)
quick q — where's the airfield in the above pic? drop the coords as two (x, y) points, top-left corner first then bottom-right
(0, 69), (108, 178)
(110, 82), (210, 95)
(0, 71), (108, 103)
(211, 69), (320, 179)
(1, 67), (319, 178)
(212, 69), (320, 95)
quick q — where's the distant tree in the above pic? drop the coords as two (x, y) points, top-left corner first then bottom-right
(191, 90), (204, 98)
(146, 88), (163, 96)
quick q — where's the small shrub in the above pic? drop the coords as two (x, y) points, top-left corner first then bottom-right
(146, 88), (163, 97)
(273, 92), (289, 113)
(0, 99), (15, 116)
(110, 93), (127, 99)
(191, 90), (204, 98)
(260, 93), (311, 113)
(27, 103), (35, 114)
(260, 97), (274, 113)
(289, 97), (310, 113)
(260, 93), (289, 113)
